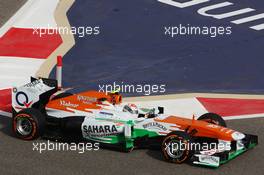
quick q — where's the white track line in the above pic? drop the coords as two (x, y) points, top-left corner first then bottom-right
(0, 0), (61, 89)
(14, 0), (59, 29)
(0, 0), (59, 37)
(126, 96), (264, 120)
(129, 98), (208, 118)
(224, 113), (264, 120)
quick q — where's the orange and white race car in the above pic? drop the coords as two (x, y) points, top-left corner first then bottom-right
(11, 78), (258, 168)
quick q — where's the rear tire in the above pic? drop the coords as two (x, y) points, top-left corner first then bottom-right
(13, 108), (45, 140)
(162, 131), (193, 164)
(198, 113), (226, 127)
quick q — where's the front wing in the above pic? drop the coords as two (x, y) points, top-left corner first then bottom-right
(190, 134), (258, 168)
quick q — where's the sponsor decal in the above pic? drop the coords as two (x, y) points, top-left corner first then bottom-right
(60, 100), (79, 108)
(199, 155), (219, 165)
(143, 122), (167, 131)
(77, 95), (97, 104)
(15, 91), (32, 108)
(24, 79), (42, 88)
(83, 125), (119, 137)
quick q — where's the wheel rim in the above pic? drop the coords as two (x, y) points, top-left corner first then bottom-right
(16, 117), (33, 136)
(165, 140), (184, 159)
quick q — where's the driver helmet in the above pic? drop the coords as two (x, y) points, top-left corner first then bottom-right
(123, 103), (138, 114)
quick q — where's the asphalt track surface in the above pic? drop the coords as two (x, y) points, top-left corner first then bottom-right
(0, 1), (264, 175)
(63, 0), (264, 95)
(0, 0), (27, 27)
(0, 115), (263, 175)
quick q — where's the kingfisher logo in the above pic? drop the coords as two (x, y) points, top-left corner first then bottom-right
(158, 0), (264, 31)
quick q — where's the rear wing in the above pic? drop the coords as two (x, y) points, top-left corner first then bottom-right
(12, 78), (58, 113)
(0, 55), (63, 117)
(0, 0), (74, 117)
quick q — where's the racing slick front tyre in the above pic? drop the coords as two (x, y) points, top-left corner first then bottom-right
(198, 113), (226, 127)
(162, 131), (193, 164)
(12, 108), (45, 140)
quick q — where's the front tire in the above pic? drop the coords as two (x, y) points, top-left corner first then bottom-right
(13, 108), (45, 140)
(162, 131), (193, 164)
(198, 113), (226, 127)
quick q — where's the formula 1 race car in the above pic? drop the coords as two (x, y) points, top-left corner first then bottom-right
(12, 78), (258, 168)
